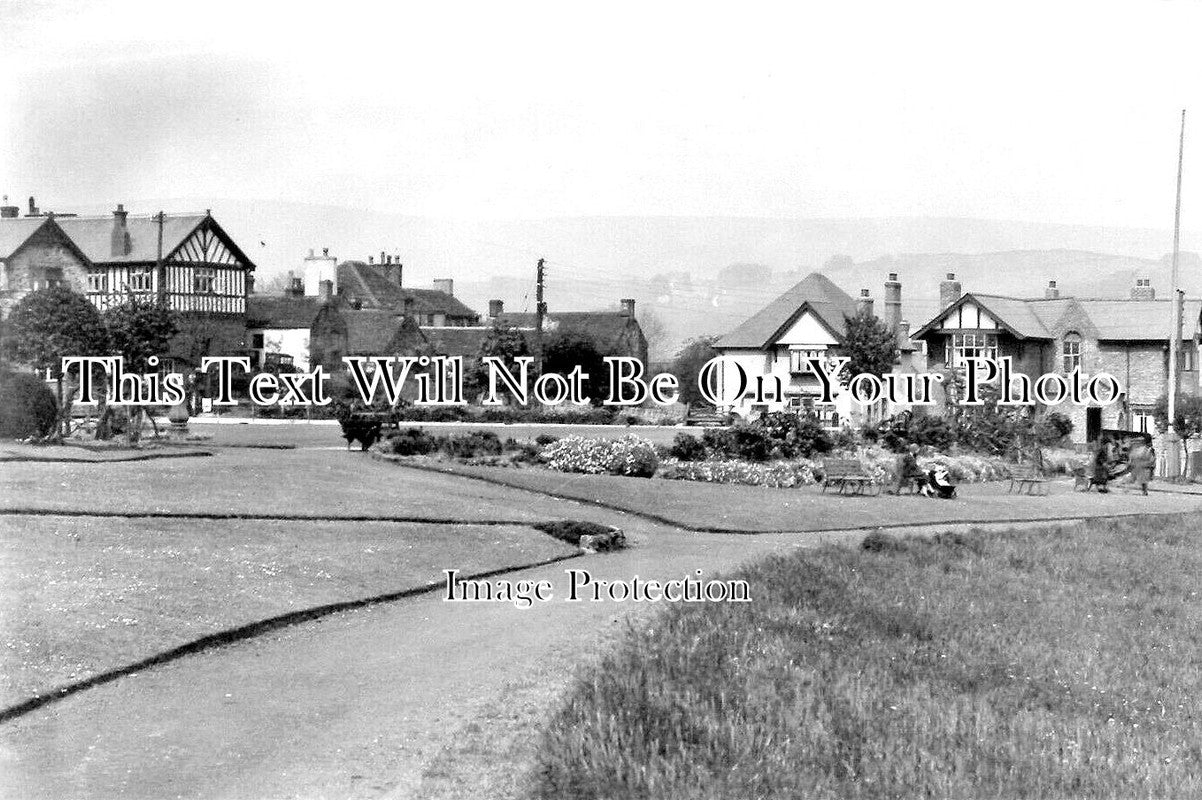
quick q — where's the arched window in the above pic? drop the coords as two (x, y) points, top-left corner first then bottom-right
(1062, 332), (1082, 373)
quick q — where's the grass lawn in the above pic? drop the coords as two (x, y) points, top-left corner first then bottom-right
(533, 514), (1202, 799)
(0, 515), (575, 709)
(415, 461), (1202, 532)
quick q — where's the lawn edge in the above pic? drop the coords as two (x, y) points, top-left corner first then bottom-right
(0, 550), (585, 725)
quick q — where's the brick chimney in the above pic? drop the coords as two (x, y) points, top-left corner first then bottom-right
(110, 204), (130, 257)
(939, 272), (962, 309)
(403, 296), (415, 318)
(897, 319), (911, 344)
(488, 299), (504, 320)
(1131, 278), (1155, 300)
(620, 298), (636, 317)
(883, 272), (901, 334)
(1045, 280), (1060, 300)
(27, 196), (38, 216)
(318, 279), (334, 303)
(385, 261), (403, 287)
(433, 278), (454, 296)
(856, 289), (874, 318)
(0, 195), (17, 218)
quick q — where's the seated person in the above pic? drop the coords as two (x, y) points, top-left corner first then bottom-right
(922, 467), (957, 499)
(895, 444), (925, 493)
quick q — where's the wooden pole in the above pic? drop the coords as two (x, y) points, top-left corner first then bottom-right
(1167, 109), (1186, 479)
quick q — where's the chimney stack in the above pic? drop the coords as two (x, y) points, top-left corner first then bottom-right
(433, 278), (454, 296)
(897, 319), (911, 344)
(318, 279), (334, 303)
(403, 296), (415, 317)
(620, 298), (636, 317)
(0, 195), (17, 219)
(110, 204), (130, 257)
(856, 288), (874, 317)
(883, 272), (901, 334)
(384, 261), (402, 286)
(939, 272), (962, 309)
(27, 196), (38, 216)
(1045, 280), (1060, 300)
(1131, 277), (1155, 301)
(488, 299), (504, 320)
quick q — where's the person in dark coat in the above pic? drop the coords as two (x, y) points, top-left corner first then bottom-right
(895, 443), (925, 494)
(1093, 437), (1113, 493)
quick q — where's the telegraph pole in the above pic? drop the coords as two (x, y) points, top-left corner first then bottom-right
(1167, 109), (1186, 480)
(535, 258), (547, 371)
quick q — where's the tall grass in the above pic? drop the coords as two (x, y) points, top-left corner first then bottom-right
(532, 516), (1202, 798)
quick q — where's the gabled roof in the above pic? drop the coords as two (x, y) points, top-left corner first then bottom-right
(337, 261), (479, 319)
(496, 311), (641, 354)
(246, 295), (321, 329)
(913, 292), (1202, 342)
(0, 217), (52, 259)
(715, 272), (858, 349)
(341, 310), (429, 355)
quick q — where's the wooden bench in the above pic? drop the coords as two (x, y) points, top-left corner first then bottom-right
(820, 458), (879, 495)
(1008, 464), (1048, 495)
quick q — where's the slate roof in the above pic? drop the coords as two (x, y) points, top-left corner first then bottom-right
(422, 327), (504, 358)
(336, 261), (479, 319)
(496, 311), (640, 354)
(715, 272), (858, 349)
(0, 217), (51, 258)
(342, 310), (429, 355)
(246, 295), (321, 329)
(913, 293), (1202, 342)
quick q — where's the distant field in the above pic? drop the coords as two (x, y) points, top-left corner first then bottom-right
(534, 515), (1202, 798)
(0, 516), (574, 709)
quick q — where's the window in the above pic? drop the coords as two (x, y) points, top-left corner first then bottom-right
(1062, 332), (1082, 373)
(789, 348), (826, 373)
(1183, 347), (1198, 372)
(1132, 409), (1154, 435)
(946, 333), (998, 368)
(86, 269), (108, 293)
(251, 333), (265, 349)
(129, 269), (153, 293)
(42, 267), (64, 288)
(193, 267), (216, 294)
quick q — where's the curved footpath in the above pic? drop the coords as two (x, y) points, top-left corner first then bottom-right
(2, 448), (1201, 799)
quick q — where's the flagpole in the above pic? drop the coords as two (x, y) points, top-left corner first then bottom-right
(1167, 109), (1186, 480)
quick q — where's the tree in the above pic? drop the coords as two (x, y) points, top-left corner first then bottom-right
(468, 323), (531, 401)
(1153, 392), (1202, 477)
(2, 286), (108, 437)
(841, 310), (897, 380)
(542, 330), (608, 404)
(635, 307), (669, 360)
(670, 335), (720, 406)
(103, 298), (179, 443)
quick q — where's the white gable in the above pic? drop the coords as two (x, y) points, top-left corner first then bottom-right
(775, 310), (839, 346)
(937, 300), (999, 330)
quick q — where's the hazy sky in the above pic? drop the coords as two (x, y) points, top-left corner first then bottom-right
(2, 0), (1201, 227)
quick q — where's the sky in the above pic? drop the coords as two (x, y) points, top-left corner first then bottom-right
(2, 0), (1202, 228)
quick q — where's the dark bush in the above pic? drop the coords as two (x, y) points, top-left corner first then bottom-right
(669, 433), (707, 461)
(908, 414), (956, 450)
(441, 430), (504, 458)
(860, 423), (881, 443)
(384, 427), (440, 455)
(0, 371), (58, 440)
(535, 433), (559, 446)
(860, 530), (907, 553)
(533, 520), (624, 550)
(1033, 412), (1073, 445)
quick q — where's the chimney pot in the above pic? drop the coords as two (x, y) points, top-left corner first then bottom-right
(855, 291), (873, 317)
(1045, 279), (1061, 300)
(322, 247), (328, 257)
(887, 272), (899, 282)
(620, 298), (636, 317)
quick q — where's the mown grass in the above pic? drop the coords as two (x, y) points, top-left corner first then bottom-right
(532, 515), (1202, 799)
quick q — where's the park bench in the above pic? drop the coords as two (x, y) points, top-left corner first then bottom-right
(1008, 464), (1048, 495)
(820, 458), (879, 495)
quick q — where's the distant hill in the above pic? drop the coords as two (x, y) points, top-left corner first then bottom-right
(51, 197), (1202, 357)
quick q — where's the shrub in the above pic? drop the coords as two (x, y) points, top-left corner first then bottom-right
(1034, 412), (1073, 445)
(861, 530), (906, 553)
(535, 434), (559, 446)
(658, 458), (819, 488)
(542, 435), (659, 478)
(441, 430), (504, 458)
(669, 433), (707, 461)
(0, 371), (58, 440)
(383, 427), (440, 456)
(702, 413), (833, 461)
(532, 520), (623, 550)
(908, 414), (956, 450)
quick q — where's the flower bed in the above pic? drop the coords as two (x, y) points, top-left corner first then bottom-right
(657, 457), (820, 488)
(541, 434), (659, 478)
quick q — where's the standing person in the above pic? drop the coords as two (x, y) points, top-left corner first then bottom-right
(1093, 436), (1113, 493)
(1129, 441), (1155, 496)
(895, 443), (924, 494)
